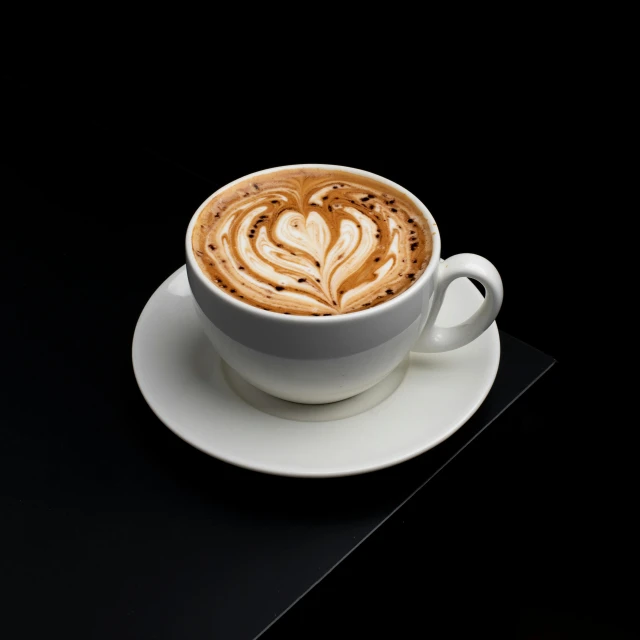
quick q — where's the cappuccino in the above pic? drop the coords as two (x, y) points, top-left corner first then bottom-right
(192, 168), (432, 315)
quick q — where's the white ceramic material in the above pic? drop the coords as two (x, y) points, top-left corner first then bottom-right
(186, 164), (503, 404)
(132, 266), (500, 478)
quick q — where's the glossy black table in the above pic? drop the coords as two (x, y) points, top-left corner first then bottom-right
(6, 94), (634, 636)
(3, 144), (560, 638)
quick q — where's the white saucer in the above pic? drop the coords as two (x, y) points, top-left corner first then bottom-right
(132, 266), (500, 477)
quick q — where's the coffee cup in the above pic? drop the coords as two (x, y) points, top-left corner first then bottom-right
(185, 164), (503, 404)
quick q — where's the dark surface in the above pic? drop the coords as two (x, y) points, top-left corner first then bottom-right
(2, 277), (552, 639)
(4, 71), (636, 638)
(2, 150), (553, 639)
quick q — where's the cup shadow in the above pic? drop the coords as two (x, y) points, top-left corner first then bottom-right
(220, 356), (410, 423)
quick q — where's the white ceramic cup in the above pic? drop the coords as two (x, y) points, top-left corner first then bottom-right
(186, 164), (503, 404)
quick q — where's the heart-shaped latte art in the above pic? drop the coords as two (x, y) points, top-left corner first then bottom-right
(192, 169), (432, 315)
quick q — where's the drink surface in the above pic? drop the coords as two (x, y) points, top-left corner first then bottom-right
(192, 168), (433, 316)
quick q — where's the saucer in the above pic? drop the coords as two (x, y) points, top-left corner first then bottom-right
(132, 266), (500, 477)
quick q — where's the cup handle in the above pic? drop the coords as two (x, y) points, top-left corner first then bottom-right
(412, 253), (503, 353)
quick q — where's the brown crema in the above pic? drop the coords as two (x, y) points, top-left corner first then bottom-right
(192, 168), (433, 315)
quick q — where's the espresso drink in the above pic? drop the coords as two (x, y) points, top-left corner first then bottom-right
(192, 168), (433, 316)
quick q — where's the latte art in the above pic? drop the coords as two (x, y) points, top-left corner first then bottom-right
(192, 168), (433, 315)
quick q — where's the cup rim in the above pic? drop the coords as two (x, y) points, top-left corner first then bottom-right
(185, 163), (441, 323)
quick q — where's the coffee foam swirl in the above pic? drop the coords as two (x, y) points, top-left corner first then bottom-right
(192, 169), (432, 315)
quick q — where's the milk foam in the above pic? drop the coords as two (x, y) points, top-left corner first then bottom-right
(192, 169), (432, 315)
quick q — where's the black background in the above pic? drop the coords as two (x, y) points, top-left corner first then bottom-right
(4, 59), (635, 639)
